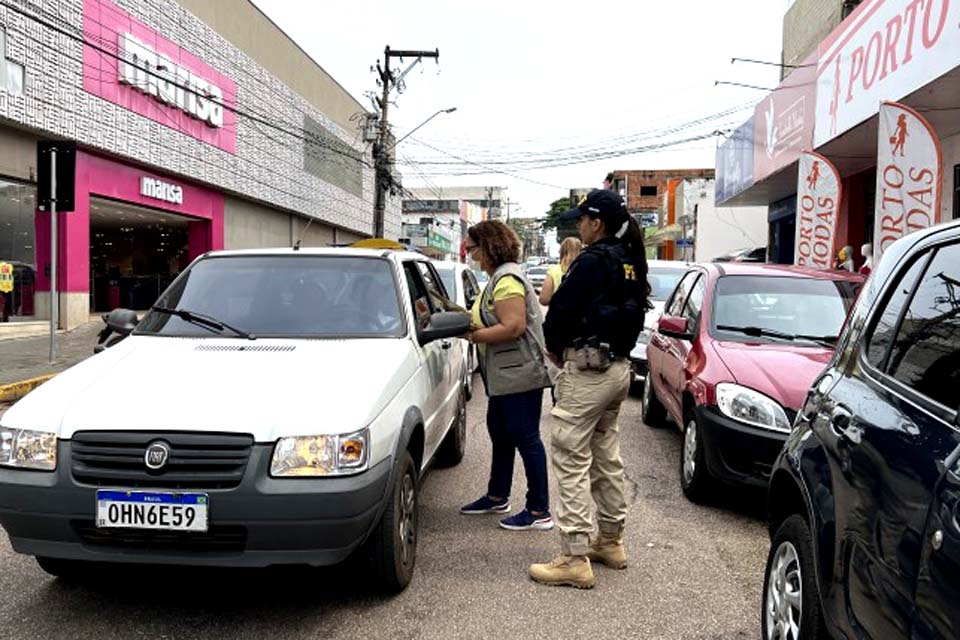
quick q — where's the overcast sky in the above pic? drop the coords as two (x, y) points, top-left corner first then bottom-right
(253, 0), (791, 218)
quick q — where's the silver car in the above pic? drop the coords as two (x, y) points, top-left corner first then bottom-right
(435, 261), (481, 400)
(629, 260), (690, 391)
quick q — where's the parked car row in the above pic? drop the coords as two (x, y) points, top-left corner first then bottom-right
(643, 221), (960, 639)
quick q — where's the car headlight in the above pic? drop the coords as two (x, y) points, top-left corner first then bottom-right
(0, 427), (58, 471)
(715, 383), (791, 433)
(270, 428), (369, 477)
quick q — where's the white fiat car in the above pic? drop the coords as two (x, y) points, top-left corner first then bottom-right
(0, 248), (470, 592)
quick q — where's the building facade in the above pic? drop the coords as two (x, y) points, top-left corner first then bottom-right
(674, 178), (769, 262)
(0, 0), (396, 330)
(717, 0), (960, 267)
(781, 0), (863, 74)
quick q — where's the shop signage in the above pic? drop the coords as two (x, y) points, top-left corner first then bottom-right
(873, 102), (942, 262)
(754, 53), (817, 181)
(119, 33), (224, 129)
(815, 0), (960, 147)
(715, 117), (755, 203)
(140, 176), (184, 205)
(428, 230), (452, 253)
(794, 151), (842, 270)
(0, 262), (13, 293)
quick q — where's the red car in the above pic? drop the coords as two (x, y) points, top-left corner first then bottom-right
(641, 263), (862, 502)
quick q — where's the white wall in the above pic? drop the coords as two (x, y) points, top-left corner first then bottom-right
(679, 179), (768, 262)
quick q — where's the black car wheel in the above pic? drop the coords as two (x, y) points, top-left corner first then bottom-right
(761, 515), (827, 640)
(680, 411), (712, 503)
(464, 365), (474, 402)
(368, 450), (418, 593)
(641, 376), (667, 428)
(436, 390), (467, 467)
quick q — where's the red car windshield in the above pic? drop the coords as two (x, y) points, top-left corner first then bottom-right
(713, 276), (860, 344)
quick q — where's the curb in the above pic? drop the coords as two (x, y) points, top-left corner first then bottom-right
(0, 374), (56, 403)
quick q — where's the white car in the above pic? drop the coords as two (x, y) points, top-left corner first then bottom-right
(629, 260), (690, 391)
(433, 261), (481, 399)
(525, 265), (551, 294)
(0, 248), (470, 592)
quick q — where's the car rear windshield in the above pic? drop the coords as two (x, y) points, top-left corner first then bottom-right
(713, 276), (859, 343)
(649, 267), (686, 302)
(136, 255), (404, 338)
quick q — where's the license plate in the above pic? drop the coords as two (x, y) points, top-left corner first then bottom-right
(96, 490), (208, 532)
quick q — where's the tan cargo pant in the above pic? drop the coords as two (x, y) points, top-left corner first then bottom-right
(550, 358), (631, 556)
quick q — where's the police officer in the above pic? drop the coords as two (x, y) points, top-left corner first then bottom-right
(529, 189), (649, 589)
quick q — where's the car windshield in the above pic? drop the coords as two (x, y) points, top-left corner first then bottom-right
(528, 267), (549, 276)
(136, 255), (404, 338)
(648, 267), (686, 302)
(713, 275), (859, 344)
(436, 266), (457, 298)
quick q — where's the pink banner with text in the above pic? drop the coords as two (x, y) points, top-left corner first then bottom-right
(795, 151), (842, 270)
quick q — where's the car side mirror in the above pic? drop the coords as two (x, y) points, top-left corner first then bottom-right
(658, 315), (694, 340)
(418, 311), (471, 346)
(105, 308), (138, 336)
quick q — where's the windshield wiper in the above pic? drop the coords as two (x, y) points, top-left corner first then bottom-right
(794, 333), (840, 347)
(151, 306), (256, 340)
(716, 325), (797, 341)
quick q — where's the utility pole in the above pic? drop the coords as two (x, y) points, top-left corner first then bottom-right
(372, 46), (439, 238)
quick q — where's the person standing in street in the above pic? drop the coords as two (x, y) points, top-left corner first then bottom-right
(538, 237), (582, 306)
(529, 189), (649, 589)
(460, 220), (555, 531)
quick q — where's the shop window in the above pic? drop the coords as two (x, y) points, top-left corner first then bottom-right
(0, 179), (37, 321)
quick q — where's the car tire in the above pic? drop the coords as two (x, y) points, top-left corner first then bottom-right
(761, 515), (827, 640)
(641, 376), (667, 428)
(368, 450), (418, 593)
(464, 367), (474, 402)
(680, 410), (712, 503)
(35, 556), (85, 580)
(435, 389), (467, 468)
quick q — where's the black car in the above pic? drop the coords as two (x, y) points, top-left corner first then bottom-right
(763, 220), (959, 640)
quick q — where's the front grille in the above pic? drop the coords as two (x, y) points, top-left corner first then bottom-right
(194, 344), (296, 352)
(71, 431), (254, 489)
(73, 521), (247, 552)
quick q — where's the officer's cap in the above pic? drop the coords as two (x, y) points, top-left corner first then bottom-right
(560, 189), (629, 227)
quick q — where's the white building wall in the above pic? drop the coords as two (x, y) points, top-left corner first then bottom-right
(679, 179), (768, 262)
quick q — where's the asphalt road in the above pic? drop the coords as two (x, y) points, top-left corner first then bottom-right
(0, 380), (769, 640)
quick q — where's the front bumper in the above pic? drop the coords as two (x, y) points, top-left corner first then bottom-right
(629, 340), (649, 381)
(0, 441), (392, 567)
(695, 405), (789, 488)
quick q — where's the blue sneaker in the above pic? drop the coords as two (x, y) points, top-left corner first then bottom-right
(460, 495), (511, 515)
(499, 510), (554, 531)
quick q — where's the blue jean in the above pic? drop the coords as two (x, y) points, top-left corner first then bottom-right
(486, 388), (549, 513)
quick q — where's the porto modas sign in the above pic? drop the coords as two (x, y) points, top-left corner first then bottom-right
(795, 151), (842, 270)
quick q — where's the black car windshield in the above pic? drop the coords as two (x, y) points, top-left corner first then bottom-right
(436, 267), (457, 299)
(649, 267), (687, 302)
(713, 275), (859, 344)
(136, 255), (404, 338)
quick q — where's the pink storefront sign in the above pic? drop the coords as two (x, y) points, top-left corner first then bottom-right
(753, 52), (818, 182)
(82, 0), (238, 153)
(34, 152), (224, 293)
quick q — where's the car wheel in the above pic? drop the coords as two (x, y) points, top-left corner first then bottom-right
(641, 376), (667, 428)
(368, 450), (418, 593)
(436, 389), (467, 467)
(680, 410), (712, 503)
(761, 515), (827, 640)
(35, 556), (85, 580)
(464, 364), (474, 402)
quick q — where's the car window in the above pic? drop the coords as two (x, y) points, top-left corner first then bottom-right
(416, 262), (449, 311)
(403, 262), (433, 329)
(883, 243), (960, 410)
(136, 255), (403, 338)
(865, 255), (928, 370)
(461, 270), (477, 302)
(648, 267), (687, 302)
(682, 275), (706, 327)
(666, 271), (698, 317)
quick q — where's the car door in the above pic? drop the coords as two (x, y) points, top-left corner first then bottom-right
(813, 240), (960, 640)
(402, 261), (448, 464)
(460, 268), (480, 370)
(652, 269), (698, 424)
(666, 272), (706, 407)
(415, 261), (462, 451)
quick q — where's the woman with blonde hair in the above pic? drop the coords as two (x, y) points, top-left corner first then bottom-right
(539, 237), (582, 306)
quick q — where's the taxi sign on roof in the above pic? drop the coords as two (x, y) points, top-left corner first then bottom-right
(350, 238), (406, 250)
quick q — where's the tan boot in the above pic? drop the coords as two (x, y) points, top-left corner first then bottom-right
(528, 555), (595, 589)
(587, 538), (628, 569)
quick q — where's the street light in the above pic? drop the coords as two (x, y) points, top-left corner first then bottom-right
(388, 107), (457, 150)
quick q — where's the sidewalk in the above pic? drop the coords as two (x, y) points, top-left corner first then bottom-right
(0, 321), (102, 387)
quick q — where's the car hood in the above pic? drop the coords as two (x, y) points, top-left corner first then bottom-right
(2, 335), (419, 441)
(710, 340), (833, 412)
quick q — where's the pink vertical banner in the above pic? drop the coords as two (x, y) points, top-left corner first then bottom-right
(874, 102), (943, 262)
(795, 151), (842, 270)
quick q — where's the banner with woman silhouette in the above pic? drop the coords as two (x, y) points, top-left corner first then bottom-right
(874, 102), (943, 262)
(794, 151), (841, 270)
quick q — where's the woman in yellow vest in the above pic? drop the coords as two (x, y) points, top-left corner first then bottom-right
(538, 237), (583, 306)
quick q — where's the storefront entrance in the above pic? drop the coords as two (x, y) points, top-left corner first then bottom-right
(89, 199), (190, 312)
